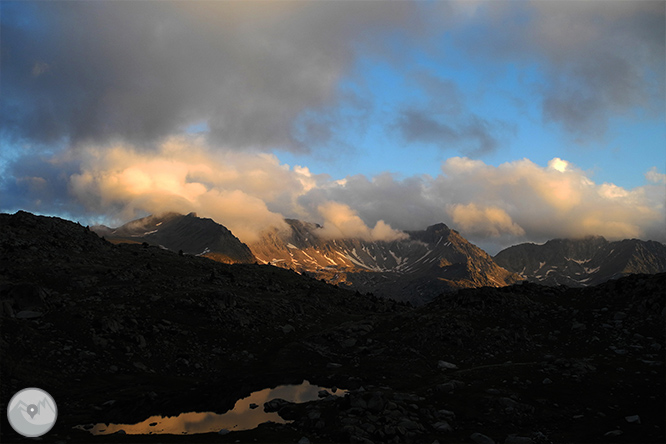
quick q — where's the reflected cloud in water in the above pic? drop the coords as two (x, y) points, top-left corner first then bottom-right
(77, 380), (345, 435)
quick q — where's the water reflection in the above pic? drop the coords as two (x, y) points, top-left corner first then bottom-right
(78, 380), (345, 435)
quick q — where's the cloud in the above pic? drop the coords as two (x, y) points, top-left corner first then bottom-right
(391, 71), (513, 156)
(298, 156), (665, 251)
(0, 1), (422, 151)
(57, 134), (354, 243)
(316, 201), (407, 242)
(1, 138), (663, 252)
(456, 0), (665, 140)
(395, 110), (504, 156)
(448, 203), (525, 237)
(645, 166), (666, 184)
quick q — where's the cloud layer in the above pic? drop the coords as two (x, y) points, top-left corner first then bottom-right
(3, 1), (661, 152)
(2, 136), (663, 252)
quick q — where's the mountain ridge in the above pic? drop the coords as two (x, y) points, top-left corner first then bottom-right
(93, 212), (256, 264)
(494, 235), (666, 286)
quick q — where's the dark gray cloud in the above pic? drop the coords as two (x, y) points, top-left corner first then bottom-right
(457, 0), (665, 140)
(0, 152), (87, 219)
(0, 1), (421, 151)
(391, 71), (513, 156)
(395, 109), (508, 156)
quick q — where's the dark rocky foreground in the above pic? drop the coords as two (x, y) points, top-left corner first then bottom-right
(1, 211), (664, 443)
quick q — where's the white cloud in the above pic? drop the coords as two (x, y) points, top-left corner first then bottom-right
(646, 166), (666, 184)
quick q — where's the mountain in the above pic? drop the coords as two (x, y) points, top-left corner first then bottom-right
(96, 213), (519, 305)
(92, 212), (256, 264)
(250, 220), (521, 305)
(2, 211), (664, 444)
(494, 236), (666, 286)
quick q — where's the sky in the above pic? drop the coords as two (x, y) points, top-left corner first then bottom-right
(1, 0), (665, 254)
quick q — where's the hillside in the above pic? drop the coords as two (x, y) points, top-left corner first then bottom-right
(1, 211), (664, 444)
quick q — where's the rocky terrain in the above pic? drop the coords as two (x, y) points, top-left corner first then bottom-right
(494, 236), (666, 287)
(1, 211), (664, 444)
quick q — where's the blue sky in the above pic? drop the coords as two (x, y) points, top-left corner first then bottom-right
(1, 0), (664, 252)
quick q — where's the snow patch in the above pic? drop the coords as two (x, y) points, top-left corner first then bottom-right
(565, 257), (591, 264)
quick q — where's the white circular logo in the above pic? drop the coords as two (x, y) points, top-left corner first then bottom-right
(7, 388), (58, 437)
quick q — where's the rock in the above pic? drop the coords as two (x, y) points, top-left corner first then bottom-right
(218, 429), (230, 435)
(603, 430), (623, 437)
(7, 283), (48, 311)
(249, 403), (258, 409)
(15, 310), (43, 319)
(432, 420), (453, 432)
(1, 301), (14, 317)
(625, 414), (641, 424)
(571, 322), (586, 331)
(350, 395), (367, 409)
(438, 360), (458, 370)
(318, 389), (331, 398)
(298, 437), (311, 444)
(281, 324), (295, 334)
(504, 436), (533, 444)
(398, 418), (419, 430)
(436, 380), (465, 393)
(264, 398), (292, 412)
(342, 338), (357, 348)
(542, 378), (552, 385)
(470, 432), (495, 444)
(613, 312), (627, 320)
(133, 362), (149, 371)
(327, 362), (342, 369)
(367, 393), (386, 412)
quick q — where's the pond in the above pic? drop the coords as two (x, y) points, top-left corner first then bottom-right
(76, 380), (346, 435)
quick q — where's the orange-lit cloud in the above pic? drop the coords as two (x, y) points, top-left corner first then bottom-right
(448, 203), (525, 237)
(317, 201), (407, 242)
(68, 137), (313, 243)
(302, 157), (665, 251)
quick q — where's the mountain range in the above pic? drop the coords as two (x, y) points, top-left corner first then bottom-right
(95, 214), (521, 305)
(494, 236), (666, 287)
(94, 213), (666, 304)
